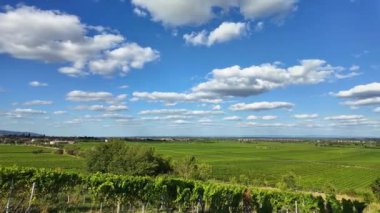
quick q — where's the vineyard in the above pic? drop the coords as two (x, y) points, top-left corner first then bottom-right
(0, 167), (367, 212)
(1, 141), (380, 195)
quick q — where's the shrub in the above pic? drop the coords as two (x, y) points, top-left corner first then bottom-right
(86, 142), (172, 176)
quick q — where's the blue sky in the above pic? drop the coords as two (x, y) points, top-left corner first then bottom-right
(0, 0), (379, 137)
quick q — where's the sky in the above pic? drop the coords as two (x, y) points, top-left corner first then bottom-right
(0, 0), (379, 137)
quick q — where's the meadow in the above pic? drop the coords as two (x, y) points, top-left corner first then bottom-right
(1, 141), (379, 195)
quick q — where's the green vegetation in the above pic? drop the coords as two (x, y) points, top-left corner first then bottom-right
(371, 178), (380, 200)
(0, 167), (367, 212)
(1, 140), (380, 196)
(0, 144), (84, 171)
(173, 156), (212, 180)
(86, 142), (171, 176)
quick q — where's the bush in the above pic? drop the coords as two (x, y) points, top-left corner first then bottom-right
(173, 156), (212, 180)
(370, 178), (380, 200)
(277, 172), (298, 191)
(32, 149), (44, 154)
(64, 146), (80, 156)
(86, 142), (172, 176)
(54, 149), (64, 155)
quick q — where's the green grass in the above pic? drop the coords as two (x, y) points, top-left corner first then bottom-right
(1, 141), (380, 194)
(0, 144), (84, 171)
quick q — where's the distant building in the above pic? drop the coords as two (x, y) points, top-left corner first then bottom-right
(49, 140), (75, 145)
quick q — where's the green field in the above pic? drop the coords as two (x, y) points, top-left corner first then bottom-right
(1, 141), (379, 195)
(0, 145), (84, 171)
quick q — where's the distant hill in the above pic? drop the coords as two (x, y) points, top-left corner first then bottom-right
(0, 130), (43, 137)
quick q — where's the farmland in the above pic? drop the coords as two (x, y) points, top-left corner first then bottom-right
(1, 141), (379, 195)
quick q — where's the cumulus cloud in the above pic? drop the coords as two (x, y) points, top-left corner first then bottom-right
(246, 115), (277, 120)
(212, 105), (222, 110)
(88, 43), (159, 76)
(184, 22), (248, 46)
(133, 7), (147, 17)
(23, 100), (53, 106)
(261, 115), (277, 120)
(223, 116), (241, 121)
(5, 108), (47, 119)
(242, 122), (295, 128)
(29, 81), (48, 87)
(0, 5), (159, 77)
(66, 90), (127, 104)
(247, 115), (259, 120)
(324, 115), (379, 127)
(131, 0), (298, 26)
(139, 108), (223, 116)
(293, 114), (318, 119)
(133, 59), (342, 104)
(75, 104), (128, 112)
(332, 82), (380, 107)
(230, 101), (294, 111)
(132, 91), (222, 104)
(14, 108), (47, 114)
(53, 111), (67, 115)
(324, 115), (364, 121)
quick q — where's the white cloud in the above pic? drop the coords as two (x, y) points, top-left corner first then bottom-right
(0, 5), (159, 77)
(75, 104), (128, 112)
(29, 81), (48, 87)
(14, 108), (47, 114)
(119, 85), (129, 89)
(239, 0), (297, 20)
(293, 114), (319, 119)
(324, 115), (379, 127)
(335, 72), (360, 79)
(132, 91), (222, 104)
(254, 21), (264, 31)
(332, 82), (380, 107)
(212, 105), (222, 110)
(64, 119), (82, 124)
(230, 101), (294, 111)
(88, 43), (159, 76)
(324, 115), (364, 121)
(223, 116), (241, 121)
(173, 119), (191, 124)
(184, 22), (248, 46)
(134, 59), (342, 104)
(350, 65), (360, 72)
(141, 115), (192, 121)
(242, 122), (295, 128)
(131, 0), (298, 27)
(198, 118), (213, 123)
(101, 113), (133, 120)
(374, 107), (380, 113)
(6, 108), (47, 118)
(333, 83), (380, 99)
(66, 90), (127, 104)
(261, 115), (277, 120)
(23, 100), (53, 106)
(247, 115), (259, 120)
(343, 98), (380, 107)
(139, 108), (223, 116)
(133, 7), (147, 17)
(53, 110), (67, 115)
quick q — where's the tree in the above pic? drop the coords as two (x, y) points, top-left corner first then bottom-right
(86, 142), (172, 176)
(277, 172), (298, 191)
(370, 178), (380, 201)
(173, 156), (211, 180)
